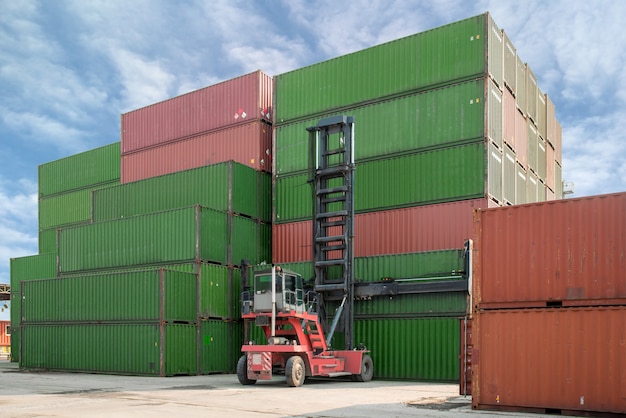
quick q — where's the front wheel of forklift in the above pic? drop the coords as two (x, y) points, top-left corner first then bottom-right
(237, 355), (256, 385)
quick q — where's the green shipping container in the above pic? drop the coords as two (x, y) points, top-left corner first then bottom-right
(199, 319), (242, 374)
(93, 161), (271, 223)
(275, 79), (486, 175)
(21, 269), (197, 323)
(38, 181), (118, 230)
(274, 142), (485, 222)
(20, 323), (197, 376)
(58, 206), (270, 273)
(38, 227), (58, 254)
(275, 14), (487, 123)
(196, 264), (242, 320)
(9, 252), (58, 362)
(356, 317), (460, 381)
(38, 142), (120, 198)
(352, 292), (467, 318)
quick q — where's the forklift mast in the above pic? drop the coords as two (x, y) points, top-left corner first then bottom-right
(307, 115), (355, 350)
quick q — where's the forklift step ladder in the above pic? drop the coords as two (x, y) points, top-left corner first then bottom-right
(306, 115), (355, 350)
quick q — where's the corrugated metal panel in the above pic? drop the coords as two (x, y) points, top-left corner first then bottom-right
(546, 143), (555, 191)
(95, 161), (271, 223)
(537, 90), (547, 139)
(38, 181), (117, 230)
(555, 119), (562, 164)
(459, 318), (472, 396)
(230, 216), (271, 268)
(526, 171), (538, 203)
(515, 56), (527, 115)
(275, 142), (485, 223)
(21, 323), (197, 376)
(487, 142), (502, 204)
(275, 14), (486, 124)
(121, 120), (272, 182)
(502, 87), (515, 149)
(273, 199), (490, 262)
(473, 307), (626, 415)
(356, 317), (460, 381)
(502, 31), (516, 94)
(200, 319), (241, 374)
(514, 109), (528, 168)
(537, 137), (547, 180)
(546, 94), (556, 148)
(515, 164), (527, 205)
(10, 253), (57, 288)
(0, 321), (10, 347)
(502, 147), (516, 204)
(121, 70), (272, 154)
(487, 79), (503, 148)
(38, 227), (59, 254)
(526, 65), (538, 124)
(487, 14), (503, 88)
(38, 142), (120, 198)
(555, 162), (563, 199)
(21, 269), (197, 323)
(58, 206), (229, 272)
(275, 79), (486, 175)
(527, 121), (538, 175)
(473, 192), (626, 305)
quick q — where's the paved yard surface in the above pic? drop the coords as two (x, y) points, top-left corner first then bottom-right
(0, 361), (555, 417)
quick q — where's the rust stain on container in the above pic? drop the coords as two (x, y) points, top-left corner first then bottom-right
(121, 70), (273, 154)
(473, 192), (626, 307)
(273, 198), (490, 263)
(121, 120), (271, 183)
(472, 307), (626, 415)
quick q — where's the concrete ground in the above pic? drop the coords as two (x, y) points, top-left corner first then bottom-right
(0, 360), (557, 418)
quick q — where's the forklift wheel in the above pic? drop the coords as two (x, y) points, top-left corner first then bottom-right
(353, 354), (373, 382)
(285, 356), (305, 387)
(237, 355), (256, 385)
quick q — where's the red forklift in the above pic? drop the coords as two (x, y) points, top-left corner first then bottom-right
(237, 116), (373, 386)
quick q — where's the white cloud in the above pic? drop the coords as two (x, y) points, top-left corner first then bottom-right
(0, 177), (38, 285)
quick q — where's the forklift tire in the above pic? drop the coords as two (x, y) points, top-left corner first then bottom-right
(285, 356), (305, 387)
(353, 354), (373, 382)
(237, 355), (256, 385)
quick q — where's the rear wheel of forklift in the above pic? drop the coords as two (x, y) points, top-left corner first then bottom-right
(353, 354), (373, 382)
(237, 355), (256, 385)
(285, 356), (305, 387)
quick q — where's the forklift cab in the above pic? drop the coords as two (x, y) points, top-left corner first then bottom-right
(252, 267), (305, 314)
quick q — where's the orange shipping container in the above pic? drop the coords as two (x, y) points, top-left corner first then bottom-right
(473, 192), (626, 308)
(273, 198), (492, 263)
(121, 70), (273, 154)
(121, 120), (272, 183)
(472, 307), (626, 415)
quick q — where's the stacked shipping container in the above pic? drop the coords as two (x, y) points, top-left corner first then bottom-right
(271, 12), (561, 381)
(471, 192), (626, 415)
(12, 72), (273, 375)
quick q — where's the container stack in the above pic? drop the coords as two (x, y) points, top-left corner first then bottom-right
(471, 192), (626, 416)
(120, 70), (273, 182)
(11, 71), (274, 375)
(271, 12), (561, 381)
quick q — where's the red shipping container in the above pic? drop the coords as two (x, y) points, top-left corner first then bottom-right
(472, 307), (626, 415)
(273, 198), (491, 263)
(0, 320), (9, 348)
(473, 192), (626, 308)
(121, 70), (273, 154)
(121, 120), (272, 183)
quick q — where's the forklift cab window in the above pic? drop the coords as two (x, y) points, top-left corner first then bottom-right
(255, 275), (272, 293)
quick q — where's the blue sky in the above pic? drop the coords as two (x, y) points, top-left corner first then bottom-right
(1, 0), (626, 320)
